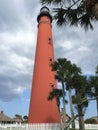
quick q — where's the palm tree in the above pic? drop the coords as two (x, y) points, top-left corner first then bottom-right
(48, 88), (68, 130)
(72, 75), (89, 130)
(50, 58), (81, 130)
(65, 63), (81, 130)
(48, 88), (63, 112)
(89, 66), (98, 117)
(40, 0), (98, 30)
(51, 58), (68, 129)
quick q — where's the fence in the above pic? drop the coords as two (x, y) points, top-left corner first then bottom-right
(0, 123), (98, 130)
(85, 124), (98, 129)
(0, 123), (60, 130)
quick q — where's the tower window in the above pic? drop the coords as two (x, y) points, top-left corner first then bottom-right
(49, 57), (53, 65)
(50, 83), (54, 88)
(49, 58), (52, 62)
(48, 37), (51, 44)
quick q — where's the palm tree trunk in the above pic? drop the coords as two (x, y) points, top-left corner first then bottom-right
(62, 81), (67, 130)
(68, 87), (75, 130)
(96, 98), (98, 117)
(78, 105), (85, 130)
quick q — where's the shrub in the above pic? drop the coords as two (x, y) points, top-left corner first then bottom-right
(85, 118), (95, 124)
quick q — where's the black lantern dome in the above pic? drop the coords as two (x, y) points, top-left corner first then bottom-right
(37, 6), (52, 23)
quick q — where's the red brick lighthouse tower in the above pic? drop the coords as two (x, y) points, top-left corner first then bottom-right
(28, 6), (60, 123)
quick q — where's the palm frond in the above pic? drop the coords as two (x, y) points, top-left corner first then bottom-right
(48, 88), (63, 100)
(53, 6), (94, 29)
(40, 0), (63, 5)
(53, 8), (67, 26)
(40, 0), (98, 30)
(79, 13), (93, 30)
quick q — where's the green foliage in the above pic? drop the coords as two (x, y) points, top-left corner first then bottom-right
(89, 65), (98, 98)
(51, 58), (70, 81)
(14, 114), (28, 123)
(72, 75), (89, 114)
(48, 88), (63, 100)
(51, 58), (81, 84)
(96, 66), (98, 74)
(40, 0), (63, 5)
(14, 114), (22, 120)
(85, 118), (95, 124)
(90, 76), (98, 97)
(48, 59), (98, 130)
(40, 0), (98, 30)
(72, 75), (90, 96)
(22, 115), (28, 123)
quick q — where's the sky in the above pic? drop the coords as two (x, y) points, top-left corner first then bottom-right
(0, 0), (98, 119)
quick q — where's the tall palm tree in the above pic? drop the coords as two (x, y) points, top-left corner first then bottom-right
(72, 75), (89, 130)
(40, 0), (98, 30)
(51, 58), (68, 129)
(47, 87), (68, 130)
(89, 66), (98, 117)
(51, 58), (81, 130)
(65, 63), (81, 130)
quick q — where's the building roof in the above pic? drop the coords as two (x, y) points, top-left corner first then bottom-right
(13, 118), (22, 122)
(0, 111), (22, 123)
(0, 111), (13, 122)
(91, 116), (98, 120)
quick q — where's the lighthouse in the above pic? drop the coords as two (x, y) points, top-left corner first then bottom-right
(28, 7), (60, 123)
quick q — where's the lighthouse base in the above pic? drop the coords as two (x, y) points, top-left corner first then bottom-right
(28, 123), (60, 130)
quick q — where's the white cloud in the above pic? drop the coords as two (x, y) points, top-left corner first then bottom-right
(10, 53), (33, 70)
(60, 40), (73, 50)
(0, 0), (98, 102)
(0, 0), (39, 101)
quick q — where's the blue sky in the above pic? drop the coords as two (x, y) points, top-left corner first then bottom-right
(0, 90), (30, 117)
(0, 0), (98, 119)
